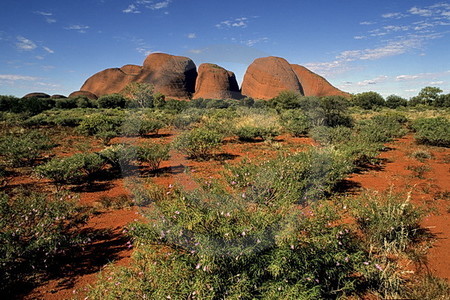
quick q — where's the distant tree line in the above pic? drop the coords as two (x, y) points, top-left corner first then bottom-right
(0, 84), (448, 117)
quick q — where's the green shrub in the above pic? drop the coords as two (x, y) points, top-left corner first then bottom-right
(138, 142), (170, 172)
(174, 127), (223, 159)
(280, 110), (311, 136)
(233, 112), (280, 141)
(412, 117), (450, 147)
(55, 98), (77, 109)
(99, 144), (138, 171)
(226, 147), (352, 203)
(120, 116), (164, 136)
(350, 191), (422, 253)
(0, 190), (88, 294)
(35, 153), (105, 186)
(97, 94), (127, 109)
(353, 92), (385, 109)
(75, 96), (97, 108)
(77, 113), (123, 144)
(310, 126), (353, 145)
(88, 183), (366, 299)
(0, 131), (55, 167)
(385, 95), (407, 109)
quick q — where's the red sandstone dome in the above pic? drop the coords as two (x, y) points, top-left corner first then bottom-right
(241, 56), (304, 100)
(140, 53), (197, 99)
(22, 92), (51, 99)
(291, 64), (350, 98)
(193, 63), (242, 99)
(69, 90), (98, 100)
(76, 52), (350, 101)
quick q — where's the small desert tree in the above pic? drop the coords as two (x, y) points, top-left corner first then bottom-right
(122, 82), (155, 108)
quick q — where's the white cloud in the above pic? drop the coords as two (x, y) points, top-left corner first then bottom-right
(409, 7), (433, 17)
(34, 11), (56, 23)
(187, 33), (197, 39)
(16, 36), (37, 51)
(123, 4), (141, 13)
(429, 81), (444, 85)
(149, 0), (171, 10)
(243, 37), (269, 47)
(357, 75), (388, 86)
(188, 49), (204, 54)
(0, 74), (39, 81)
(382, 12), (405, 19)
(360, 21), (375, 25)
(354, 35), (367, 40)
(396, 75), (420, 81)
(64, 25), (90, 33)
(43, 46), (54, 54)
(216, 17), (252, 29)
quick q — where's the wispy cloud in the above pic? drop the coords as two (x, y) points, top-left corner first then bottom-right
(216, 17), (257, 29)
(34, 11), (56, 23)
(16, 36), (37, 51)
(0, 74), (39, 81)
(42, 46), (54, 54)
(123, 4), (141, 13)
(64, 25), (90, 33)
(123, 0), (172, 14)
(307, 2), (450, 76)
(242, 37), (269, 47)
(187, 33), (197, 39)
(357, 75), (388, 86)
(149, 0), (171, 10)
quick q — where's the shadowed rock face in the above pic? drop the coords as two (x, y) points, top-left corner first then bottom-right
(69, 90), (98, 100)
(80, 66), (140, 97)
(291, 64), (350, 98)
(140, 53), (197, 99)
(22, 92), (51, 99)
(80, 54), (197, 99)
(77, 52), (349, 101)
(241, 56), (304, 100)
(193, 63), (242, 99)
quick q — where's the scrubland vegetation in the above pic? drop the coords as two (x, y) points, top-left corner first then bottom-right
(0, 85), (449, 299)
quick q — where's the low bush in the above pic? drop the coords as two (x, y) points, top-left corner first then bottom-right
(0, 131), (55, 167)
(233, 113), (280, 141)
(412, 117), (450, 147)
(137, 142), (170, 172)
(120, 116), (164, 136)
(280, 110), (311, 136)
(174, 127), (223, 159)
(99, 144), (138, 172)
(350, 191), (422, 253)
(88, 184), (367, 299)
(97, 94), (127, 109)
(0, 190), (88, 295)
(77, 113), (123, 144)
(35, 153), (105, 186)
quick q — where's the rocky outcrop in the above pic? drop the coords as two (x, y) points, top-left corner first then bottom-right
(76, 52), (350, 101)
(80, 66), (139, 97)
(140, 53), (197, 99)
(80, 54), (197, 99)
(291, 64), (350, 98)
(69, 90), (98, 100)
(241, 57), (304, 100)
(193, 63), (242, 99)
(51, 94), (67, 99)
(22, 92), (51, 99)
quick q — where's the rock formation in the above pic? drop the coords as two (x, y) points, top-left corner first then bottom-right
(69, 90), (98, 100)
(193, 63), (242, 99)
(22, 92), (51, 99)
(76, 52), (350, 101)
(140, 53), (197, 99)
(50, 94), (67, 99)
(241, 57), (304, 100)
(291, 64), (350, 98)
(80, 54), (196, 99)
(80, 65), (141, 97)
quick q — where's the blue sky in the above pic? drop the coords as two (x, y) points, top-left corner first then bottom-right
(0, 0), (449, 98)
